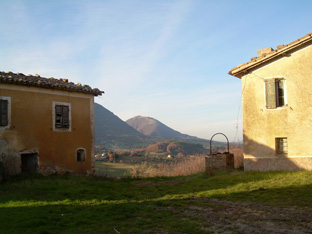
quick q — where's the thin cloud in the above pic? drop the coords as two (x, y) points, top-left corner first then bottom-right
(91, 0), (194, 89)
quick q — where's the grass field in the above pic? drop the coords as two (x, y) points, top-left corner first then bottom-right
(95, 161), (134, 177)
(0, 170), (312, 233)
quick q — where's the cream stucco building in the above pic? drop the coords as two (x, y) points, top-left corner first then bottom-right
(229, 32), (312, 171)
(0, 72), (103, 177)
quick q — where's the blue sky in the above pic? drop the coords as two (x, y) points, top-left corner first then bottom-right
(1, 0), (312, 142)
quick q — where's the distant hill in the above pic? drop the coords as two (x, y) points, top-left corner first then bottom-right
(126, 116), (215, 148)
(126, 116), (191, 139)
(94, 103), (149, 149)
(95, 103), (223, 150)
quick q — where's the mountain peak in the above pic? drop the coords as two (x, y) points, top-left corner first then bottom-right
(126, 116), (184, 138)
(95, 103), (209, 149)
(94, 103), (146, 148)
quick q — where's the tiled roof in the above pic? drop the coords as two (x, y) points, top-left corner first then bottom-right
(0, 71), (104, 96)
(229, 32), (312, 78)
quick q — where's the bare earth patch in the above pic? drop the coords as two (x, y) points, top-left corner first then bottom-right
(160, 198), (312, 234)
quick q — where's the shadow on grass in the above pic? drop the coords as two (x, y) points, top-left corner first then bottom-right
(1, 171), (311, 204)
(0, 197), (206, 234)
(1, 181), (312, 234)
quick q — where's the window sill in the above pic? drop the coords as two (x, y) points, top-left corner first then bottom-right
(0, 125), (10, 131)
(53, 128), (71, 132)
(266, 106), (288, 110)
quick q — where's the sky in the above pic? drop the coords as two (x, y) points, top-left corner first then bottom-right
(1, 0), (312, 143)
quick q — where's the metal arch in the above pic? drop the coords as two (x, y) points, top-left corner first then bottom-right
(209, 133), (230, 155)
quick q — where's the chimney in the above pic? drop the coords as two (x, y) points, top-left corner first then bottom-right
(257, 47), (273, 57)
(277, 44), (286, 50)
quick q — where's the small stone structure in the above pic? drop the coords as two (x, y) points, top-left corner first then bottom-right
(205, 133), (234, 175)
(205, 153), (234, 170)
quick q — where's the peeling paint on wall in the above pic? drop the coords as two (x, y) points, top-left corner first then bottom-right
(0, 137), (21, 176)
(1, 83), (97, 176)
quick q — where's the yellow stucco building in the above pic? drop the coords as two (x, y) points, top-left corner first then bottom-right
(229, 32), (312, 171)
(0, 72), (103, 176)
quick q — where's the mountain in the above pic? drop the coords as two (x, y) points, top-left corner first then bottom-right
(126, 116), (224, 148)
(126, 116), (190, 138)
(95, 103), (222, 149)
(94, 103), (149, 149)
(125, 115), (210, 144)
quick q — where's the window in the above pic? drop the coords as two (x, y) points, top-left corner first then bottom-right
(276, 138), (288, 155)
(0, 97), (11, 128)
(55, 105), (69, 128)
(0, 100), (8, 126)
(52, 102), (71, 132)
(265, 79), (286, 109)
(76, 148), (86, 162)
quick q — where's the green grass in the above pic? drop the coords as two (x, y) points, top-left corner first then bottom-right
(95, 161), (134, 177)
(0, 170), (311, 233)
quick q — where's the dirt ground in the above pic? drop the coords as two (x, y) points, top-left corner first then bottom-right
(137, 176), (312, 233)
(160, 198), (312, 234)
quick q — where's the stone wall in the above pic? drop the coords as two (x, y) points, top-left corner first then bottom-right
(205, 154), (234, 172)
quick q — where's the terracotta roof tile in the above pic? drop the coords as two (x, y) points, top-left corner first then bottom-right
(0, 71), (104, 96)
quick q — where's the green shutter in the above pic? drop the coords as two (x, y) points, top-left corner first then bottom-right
(62, 106), (69, 128)
(55, 105), (63, 128)
(265, 79), (276, 109)
(0, 100), (8, 126)
(55, 105), (69, 128)
(276, 80), (285, 107)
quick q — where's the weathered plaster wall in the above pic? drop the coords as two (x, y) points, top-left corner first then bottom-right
(244, 157), (312, 171)
(242, 43), (312, 171)
(0, 84), (95, 175)
(0, 137), (21, 176)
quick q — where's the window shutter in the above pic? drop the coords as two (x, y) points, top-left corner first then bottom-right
(55, 104), (70, 129)
(265, 79), (276, 109)
(62, 106), (69, 128)
(276, 80), (285, 107)
(0, 100), (8, 126)
(55, 105), (63, 128)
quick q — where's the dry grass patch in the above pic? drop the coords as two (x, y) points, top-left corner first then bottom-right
(129, 155), (205, 178)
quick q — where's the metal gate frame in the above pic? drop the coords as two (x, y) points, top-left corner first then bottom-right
(209, 132), (230, 155)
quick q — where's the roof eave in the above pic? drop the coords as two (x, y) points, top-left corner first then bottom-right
(229, 33), (312, 79)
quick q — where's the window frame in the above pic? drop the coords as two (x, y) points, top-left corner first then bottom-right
(0, 96), (11, 130)
(52, 101), (71, 132)
(275, 137), (288, 155)
(264, 77), (287, 109)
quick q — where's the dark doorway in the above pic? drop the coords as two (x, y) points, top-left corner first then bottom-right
(21, 153), (38, 173)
